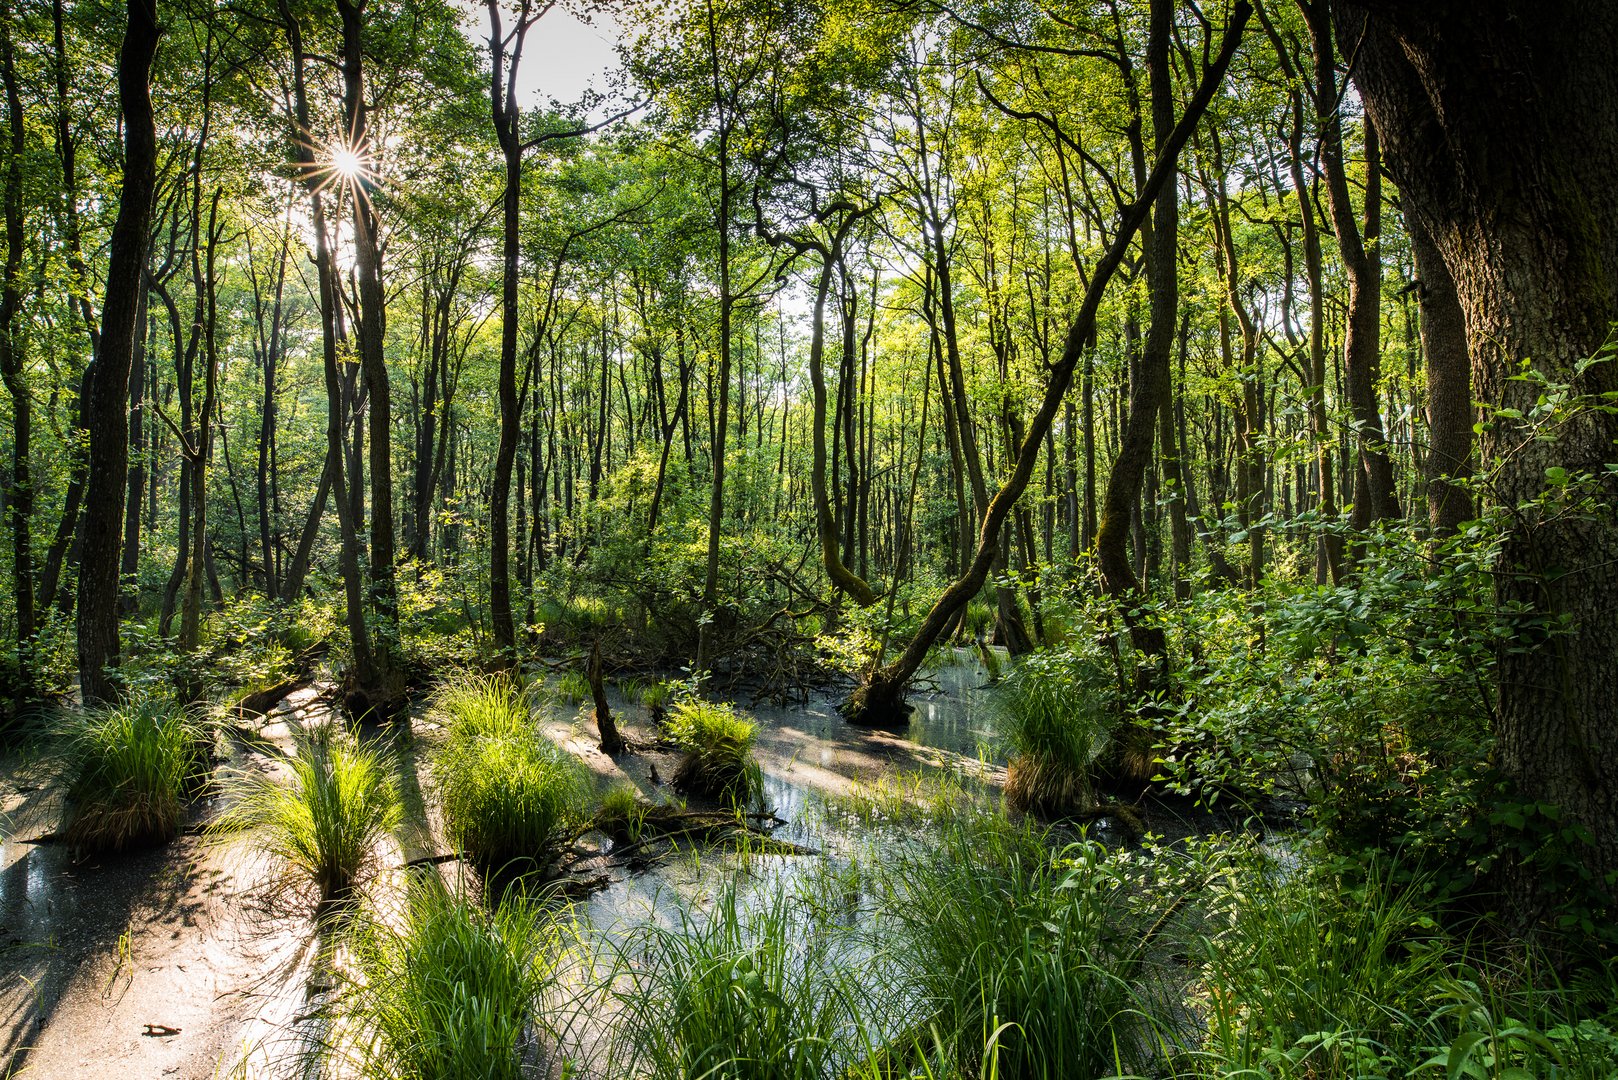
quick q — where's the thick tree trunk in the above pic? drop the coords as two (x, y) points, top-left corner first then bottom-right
(1340, 0), (1618, 926)
(1408, 214), (1474, 534)
(77, 0), (158, 704)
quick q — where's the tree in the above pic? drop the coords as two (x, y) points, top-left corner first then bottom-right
(844, 0), (1252, 724)
(76, 0), (159, 704)
(1338, 0), (1618, 923)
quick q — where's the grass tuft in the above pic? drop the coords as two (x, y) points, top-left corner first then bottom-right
(996, 650), (1113, 819)
(608, 882), (857, 1080)
(875, 815), (1146, 1079)
(430, 673), (534, 741)
(595, 784), (650, 845)
(554, 670), (590, 707)
(58, 695), (206, 852)
(212, 726), (401, 908)
(430, 673), (587, 873)
(664, 699), (761, 806)
(338, 878), (566, 1079)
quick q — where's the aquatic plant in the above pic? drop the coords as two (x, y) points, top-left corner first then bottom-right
(607, 881), (857, 1080)
(996, 649), (1114, 819)
(58, 694), (207, 851)
(554, 670), (590, 708)
(212, 726), (401, 907)
(596, 784), (650, 845)
(664, 698), (761, 806)
(875, 815), (1145, 1080)
(339, 878), (567, 1080)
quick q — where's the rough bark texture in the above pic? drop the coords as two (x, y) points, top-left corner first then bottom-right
(1408, 214), (1474, 534)
(76, 0), (158, 704)
(1339, 0), (1618, 925)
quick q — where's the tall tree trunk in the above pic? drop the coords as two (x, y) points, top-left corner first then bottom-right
(487, 0), (533, 659)
(1303, 0), (1400, 527)
(695, 0), (734, 674)
(1409, 214), (1474, 534)
(338, 0), (402, 707)
(1341, 0), (1618, 927)
(0, 14), (33, 666)
(1095, 0), (1177, 672)
(77, 0), (158, 704)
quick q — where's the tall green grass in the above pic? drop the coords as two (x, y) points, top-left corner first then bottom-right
(430, 673), (535, 742)
(607, 881), (860, 1080)
(874, 816), (1147, 1079)
(58, 695), (206, 851)
(430, 673), (587, 872)
(665, 699), (762, 806)
(1194, 858), (1450, 1076)
(212, 727), (401, 907)
(337, 879), (567, 1079)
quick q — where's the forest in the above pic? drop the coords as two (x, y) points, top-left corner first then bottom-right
(0, 0), (1615, 1075)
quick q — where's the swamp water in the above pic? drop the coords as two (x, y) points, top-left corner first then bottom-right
(0, 650), (1271, 1077)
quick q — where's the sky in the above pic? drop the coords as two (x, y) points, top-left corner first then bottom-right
(453, 3), (629, 114)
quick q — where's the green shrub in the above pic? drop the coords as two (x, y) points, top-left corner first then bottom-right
(608, 881), (857, 1080)
(664, 699), (761, 806)
(875, 815), (1147, 1079)
(212, 727), (401, 907)
(339, 879), (566, 1079)
(58, 695), (206, 851)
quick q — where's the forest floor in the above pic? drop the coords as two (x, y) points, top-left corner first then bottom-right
(0, 650), (1252, 1078)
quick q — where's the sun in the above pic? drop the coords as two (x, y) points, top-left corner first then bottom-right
(304, 138), (378, 196)
(330, 146), (365, 182)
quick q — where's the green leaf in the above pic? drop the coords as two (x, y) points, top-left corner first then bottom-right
(1446, 1031), (1487, 1080)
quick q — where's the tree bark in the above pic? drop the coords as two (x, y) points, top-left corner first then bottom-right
(77, 0), (158, 704)
(1339, 0), (1618, 926)
(0, 14), (34, 664)
(487, 0), (533, 659)
(1303, 0), (1400, 528)
(1408, 214), (1474, 534)
(1096, 0), (1177, 669)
